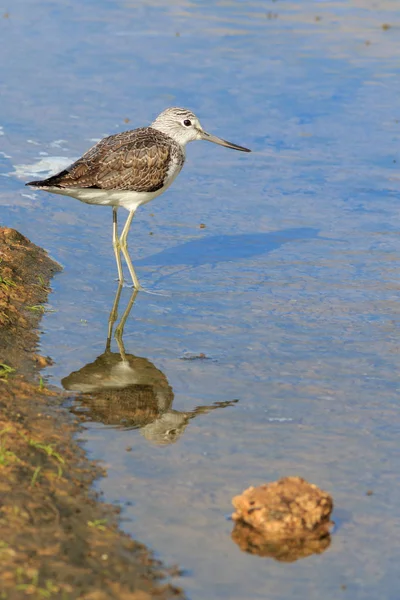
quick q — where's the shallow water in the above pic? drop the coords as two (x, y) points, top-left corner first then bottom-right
(2, 1), (400, 598)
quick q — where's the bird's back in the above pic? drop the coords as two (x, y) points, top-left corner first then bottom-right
(27, 127), (185, 194)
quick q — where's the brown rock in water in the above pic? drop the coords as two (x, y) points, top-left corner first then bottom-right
(231, 476), (333, 561)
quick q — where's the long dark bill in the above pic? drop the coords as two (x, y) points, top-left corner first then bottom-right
(201, 130), (251, 152)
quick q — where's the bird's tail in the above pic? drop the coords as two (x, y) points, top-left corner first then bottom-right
(25, 170), (70, 188)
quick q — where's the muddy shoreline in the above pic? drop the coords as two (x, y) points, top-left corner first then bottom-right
(0, 227), (184, 599)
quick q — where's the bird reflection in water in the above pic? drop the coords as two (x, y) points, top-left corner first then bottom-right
(62, 285), (237, 444)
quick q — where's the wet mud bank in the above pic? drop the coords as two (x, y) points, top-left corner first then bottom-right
(0, 227), (183, 599)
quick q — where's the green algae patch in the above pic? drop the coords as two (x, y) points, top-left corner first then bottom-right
(0, 227), (183, 600)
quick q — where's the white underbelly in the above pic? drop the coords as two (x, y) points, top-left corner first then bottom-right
(42, 186), (164, 211)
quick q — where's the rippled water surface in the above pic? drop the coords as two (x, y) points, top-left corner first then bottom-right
(2, 1), (400, 598)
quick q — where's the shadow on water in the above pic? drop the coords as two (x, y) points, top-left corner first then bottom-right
(137, 227), (320, 268)
(62, 284), (237, 444)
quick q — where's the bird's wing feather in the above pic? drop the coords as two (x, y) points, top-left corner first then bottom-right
(34, 128), (174, 193)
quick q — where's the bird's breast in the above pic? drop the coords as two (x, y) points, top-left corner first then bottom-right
(162, 145), (185, 190)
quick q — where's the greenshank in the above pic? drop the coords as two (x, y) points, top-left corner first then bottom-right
(26, 107), (251, 289)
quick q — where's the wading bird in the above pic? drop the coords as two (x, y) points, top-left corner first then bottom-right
(26, 107), (251, 290)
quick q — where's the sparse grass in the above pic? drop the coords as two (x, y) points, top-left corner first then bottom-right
(38, 376), (45, 391)
(18, 433), (65, 480)
(0, 275), (16, 288)
(0, 429), (20, 467)
(30, 466), (42, 487)
(15, 567), (61, 597)
(36, 274), (48, 289)
(26, 304), (56, 313)
(0, 444), (20, 467)
(27, 438), (65, 465)
(0, 363), (15, 380)
(87, 519), (108, 531)
(0, 259), (16, 288)
(26, 304), (45, 312)
(0, 428), (65, 481)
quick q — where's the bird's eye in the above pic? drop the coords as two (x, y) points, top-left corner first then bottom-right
(183, 119), (192, 127)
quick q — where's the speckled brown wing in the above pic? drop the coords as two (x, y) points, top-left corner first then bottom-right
(29, 128), (176, 193)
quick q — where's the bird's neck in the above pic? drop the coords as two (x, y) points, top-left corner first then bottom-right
(151, 120), (189, 148)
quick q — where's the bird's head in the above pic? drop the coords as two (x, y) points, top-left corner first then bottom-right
(151, 107), (251, 152)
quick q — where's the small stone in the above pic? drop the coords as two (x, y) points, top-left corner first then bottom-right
(231, 476), (333, 561)
(34, 354), (51, 368)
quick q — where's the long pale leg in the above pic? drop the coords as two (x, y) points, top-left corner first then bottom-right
(120, 209), (142, 290)
(106, 281), (124, 352)
(114, 288), (139, 360)
(112, 207), (124, 283)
